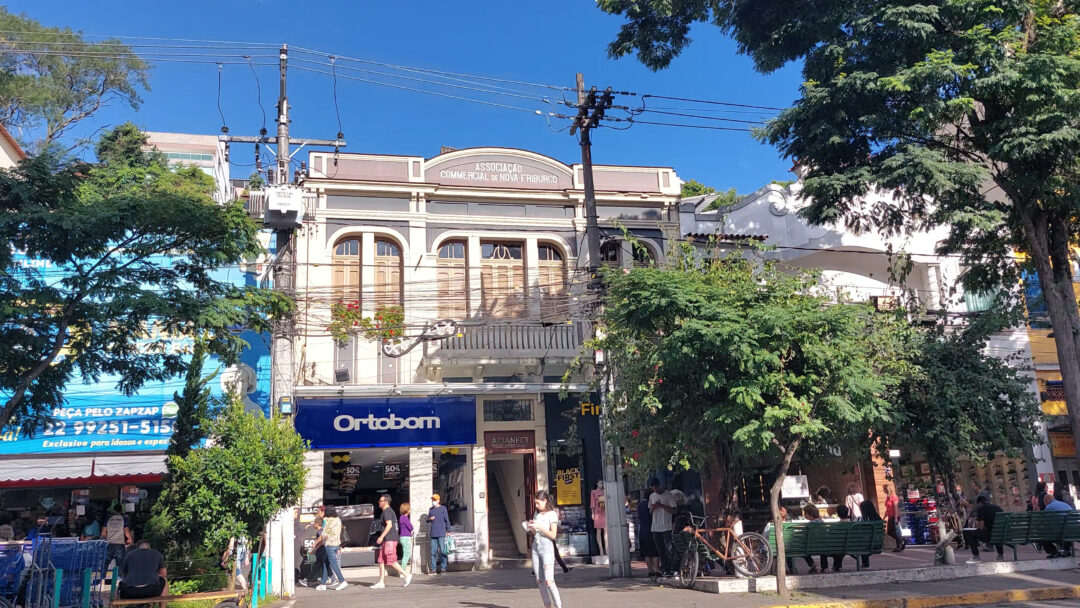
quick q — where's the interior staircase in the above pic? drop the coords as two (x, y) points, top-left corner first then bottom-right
(487, 470), (530, 568)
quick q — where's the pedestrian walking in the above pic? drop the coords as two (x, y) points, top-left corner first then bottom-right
(883, 484), (906, 552)
(316, 506), (348, 591)
(527, 491), (563, 608)
(399, 502), (414, 573)
(963, 495), (1004, 563)
(427, 493), (451, 575)
(220, 536), (250, 590)
(648, 478), (676, 576)
(844, 483), (864, 521)
(372, 494), (411, 589)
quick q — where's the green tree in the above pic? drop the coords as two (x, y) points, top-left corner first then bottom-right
(598, 251), (897, 594)
(0, 123), (292, 431)
(680, 178), (716, 198)
(881, 306), (1043, 544)
(154, 398), (307, 556)
(167, 340), (216, 460)
(599, 0), (1080, 472)
(0, 8), (150, 151)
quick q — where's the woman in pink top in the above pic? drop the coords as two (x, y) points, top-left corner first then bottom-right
(883, 484), (906, 552)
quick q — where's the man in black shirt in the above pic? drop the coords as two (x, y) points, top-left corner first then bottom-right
(119, 541), (168, 599)
(372, 494), (410, 589)
(962, 496), (1004, 563)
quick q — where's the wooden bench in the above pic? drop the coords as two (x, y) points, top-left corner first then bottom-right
(110, 589), (244, 608)
(986, 510), (1080, 561)
(765, 522), (884, 572)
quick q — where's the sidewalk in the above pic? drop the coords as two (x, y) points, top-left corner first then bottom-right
(287, 563), (1080, 608)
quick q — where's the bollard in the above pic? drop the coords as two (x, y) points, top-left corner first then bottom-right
(110, 566), (118, 600)
(82, 568), (92, 608)
(265, 556), (273, 597)
(53, 568), (64, 608)
(250, 553), (259, 608)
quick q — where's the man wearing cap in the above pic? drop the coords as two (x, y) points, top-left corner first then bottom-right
(427, 493), (452, 575)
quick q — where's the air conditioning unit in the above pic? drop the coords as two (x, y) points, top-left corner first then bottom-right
(264, 186), (305, 229)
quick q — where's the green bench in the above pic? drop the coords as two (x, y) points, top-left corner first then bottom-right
(765, 522), (884, 572)
(986, 510), (1080, 561)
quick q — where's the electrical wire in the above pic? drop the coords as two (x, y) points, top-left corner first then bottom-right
(215, 63), (227, 133)
(246, 56), (267, 132)
(289, 45), (571, 92)
(329, 56), (343, 138)
(290, 64), (547, 115)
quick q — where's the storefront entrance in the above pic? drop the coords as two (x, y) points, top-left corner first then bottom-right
(484, 431), (535, 561)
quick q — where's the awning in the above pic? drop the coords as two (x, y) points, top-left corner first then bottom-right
(0, 453), (167, 486)
(92, 454), (168, 477)
(0, 457), (95, 482)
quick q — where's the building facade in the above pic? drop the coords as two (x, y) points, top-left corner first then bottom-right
(282, 146), (680, 570)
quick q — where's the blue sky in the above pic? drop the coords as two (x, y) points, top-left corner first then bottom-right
(8, 1), (804, 193)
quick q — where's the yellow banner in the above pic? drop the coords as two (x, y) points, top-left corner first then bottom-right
(555, 467), (582, 506)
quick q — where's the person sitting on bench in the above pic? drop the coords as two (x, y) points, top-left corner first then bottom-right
(119, 540), (169, 599)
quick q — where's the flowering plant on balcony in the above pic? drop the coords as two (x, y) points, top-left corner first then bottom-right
(328, 301), (405, 345)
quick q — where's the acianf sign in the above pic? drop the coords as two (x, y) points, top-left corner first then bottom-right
(294, 396), (477, 448)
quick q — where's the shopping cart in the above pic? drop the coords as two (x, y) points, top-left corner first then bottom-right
(21, 537), (109, 608)
(0, 543), (27, 608)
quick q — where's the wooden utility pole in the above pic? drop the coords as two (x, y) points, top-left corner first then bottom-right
(571, 73), (629, 578)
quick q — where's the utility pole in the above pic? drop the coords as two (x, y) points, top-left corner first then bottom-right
(222, 44), (345, 598)
(571, 73), (630, 578)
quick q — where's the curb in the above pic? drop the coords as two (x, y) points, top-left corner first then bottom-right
(760, 584), (1080, 608)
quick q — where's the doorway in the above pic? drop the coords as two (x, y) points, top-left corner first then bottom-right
(484, 430), (536, 562)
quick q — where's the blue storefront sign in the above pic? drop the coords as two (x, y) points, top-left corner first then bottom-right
(294, 396), (477, 448)
(0, 251), (273, 455)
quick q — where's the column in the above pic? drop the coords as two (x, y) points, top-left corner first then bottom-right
(409, 447), (434, 573)
(471, 444), (489, 568)
(525, 238), (540, 318)
(300, 450), (323, 509)
(467, 236), (483, 318)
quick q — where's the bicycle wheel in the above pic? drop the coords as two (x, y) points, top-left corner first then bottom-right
(679, 540), (700, 589)
(730, 532), (773, 578)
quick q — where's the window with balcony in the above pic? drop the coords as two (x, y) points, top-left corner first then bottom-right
(332, 238), (361, 303)
(480, 241), (526, 317)
(437, 240), (468, 319)
(374, 238), (403, 306)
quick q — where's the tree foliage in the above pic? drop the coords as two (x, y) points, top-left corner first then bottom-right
(680, 178), (716, 198)
(0, 8), (150, 151)
(597, 250), (897, 592)
(601, 0), (1080, 469)
(0, 123), (293, 431)
(882, 310), (1043, 486)
(150, 398), (307, 557)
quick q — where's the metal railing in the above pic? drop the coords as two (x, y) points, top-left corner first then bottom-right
(426, 322), (586, 355)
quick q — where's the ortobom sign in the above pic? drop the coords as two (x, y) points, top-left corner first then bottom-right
(294, 396), (477, 448)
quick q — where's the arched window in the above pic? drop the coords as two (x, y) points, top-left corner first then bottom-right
(536, 244), (567, 314)
(632, 242), (657, 267)
(437, 240), (468, 319)
(481, 241), (525, 317)
(374, 238), (403, 306)
(332, 238), (361, 303)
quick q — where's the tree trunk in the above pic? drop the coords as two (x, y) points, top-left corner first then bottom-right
(707, 438), (740, 514)
(1019, 208), (1080, 475)
(0, 318), (71, 430)
(770, 439), (800, 598)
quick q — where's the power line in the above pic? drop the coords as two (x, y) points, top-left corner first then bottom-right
(289, 45), (572, 92)
(290, 64), (549, 116)
(634, 93), (787, 112)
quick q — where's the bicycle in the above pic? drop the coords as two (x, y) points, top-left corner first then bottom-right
(675, 514), (773, 588)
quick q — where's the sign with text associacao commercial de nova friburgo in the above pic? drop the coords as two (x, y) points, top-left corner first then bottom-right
(294, 396), (477, 449)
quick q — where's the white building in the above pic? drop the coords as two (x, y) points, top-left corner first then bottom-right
(273, 146), (681, 572)
(681, 178), (1054, 518)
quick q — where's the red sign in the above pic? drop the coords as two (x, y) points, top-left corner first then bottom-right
(484, 431), (535, 454)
